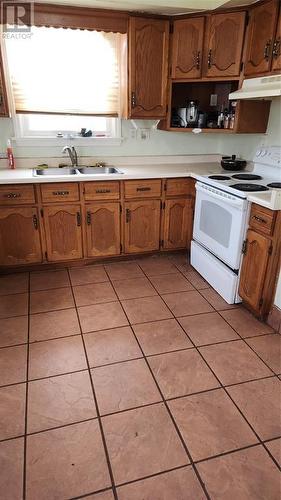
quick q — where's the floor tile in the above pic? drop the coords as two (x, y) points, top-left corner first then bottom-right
(138, 257), (177, 276)
(197, 445), (281, 500)
(178, 312), (239, 346)
(77, 492), (114, 500)
(200, 340), (272, 385)
(121, 296), (172, 324)
(0, 273), (29, 296)
(0, 316), (28, 347)
(112, 277), (156, 300)
(29, 308), (80, 342)
(29, 336), (87, 379)
(27, 371), (97, 433)
(149, 273), (195, 294)
(105, 261), (144, 280)
(102, 403), (187, 484)
(0, 345), (27, 387)
(78, 302), (128, 333)
(133, 318), (192, 355)
(200, 288), (239, 311)
(265, 438), (281, 467)
(92, 358), (161, 415)
(0, 438), (24, 500)
(168, 252), (189, 266)
(84, 326), (142, 367)
(117, 466), (205, 500)
(162, 291), (213, 317)
(69, 265), (108, 285)
(30, 287), (74, 314)
(0, 293), (28, 319)
(30, 269), (70, 291)
(175, 262), (193, 274)
(246, 334), (281, 373)
(227, 377), (281, 441)
(26, 420), (110, 500)
(168, 389), (257, 461)
(0, 383), (26, 439)
(148, 349), (219, 399)
(73, 282), (117, 307)
(221, 308), (274, 338)
(180, 269), (210, 290)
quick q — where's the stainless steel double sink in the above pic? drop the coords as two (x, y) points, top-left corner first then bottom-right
(33, 166), (123, 176)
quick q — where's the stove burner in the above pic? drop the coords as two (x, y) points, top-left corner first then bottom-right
(232, 173), (262, 180)
(231, 183), (269, 192)
(267, 182), (281, 188)
(208, 175), (230, 180)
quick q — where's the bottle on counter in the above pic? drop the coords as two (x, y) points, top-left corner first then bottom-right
(217, 106), (224, 128)
(7, 139), (15, 169)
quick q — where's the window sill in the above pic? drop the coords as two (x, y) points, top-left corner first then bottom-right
(11, 137), (123, 147)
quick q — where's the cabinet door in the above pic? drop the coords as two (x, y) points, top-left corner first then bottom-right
(205, 11), (246, 77)
(0, 207), (42, 265)
(163, 198), (193, 250)
(172, 18), (205, 79)
(129, 17), (169, 118)
(44, 205), (83, 261)
(238, 229), (271, 312)
(124, 200), (161, 253)
(0, 48), (9, 117)
(244, 0), (279, 76)
(272, 10), (281, 72)
(86, 203), (120, 257)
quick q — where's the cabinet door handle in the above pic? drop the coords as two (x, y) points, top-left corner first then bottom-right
(32, 214), (38, 230)
(136, 187), (151, 192)
(252, 215), (267, 224)
(86, 211), (91, 225)
(264, 39), (272, 61)
(4, 192), (21, 198)
(207, 49), (212, 68)
(273, 38), (280, 59)
(76, 212), (81, 226)
(52, 191), (69, 196)
(196, 51), (200, 69)
(131, 92), (136, 108)
(126, 208), (131, 223)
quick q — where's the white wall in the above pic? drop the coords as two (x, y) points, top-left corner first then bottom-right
(275, 273), (281, 309)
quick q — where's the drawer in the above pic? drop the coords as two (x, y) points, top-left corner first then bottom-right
(165, 178), (193, 197)
(84, 181), (120, 201)
(41, 183), (80, 203)
(0, 184), (35, 205)
(124, 180), (162, 199)
(249, 204), (276, 236)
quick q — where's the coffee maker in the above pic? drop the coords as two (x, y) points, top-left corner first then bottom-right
(173, 101), (199, 128)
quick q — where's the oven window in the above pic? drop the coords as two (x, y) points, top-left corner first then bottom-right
(199, 201), (232, 248)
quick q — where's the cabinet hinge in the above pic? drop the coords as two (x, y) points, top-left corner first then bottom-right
(242, 239), (248, 254)
(40, 208), (44, 217)
(169, 23), (174, 34)
(120, 204), (122, 213)
(160, 239), (164, 248)
(268, 244), (273, 255)
(259, 297), (264, 308)
(240, 61), (244, 72)
(44, 251), (48, 260)
(120, 243), (123, 252)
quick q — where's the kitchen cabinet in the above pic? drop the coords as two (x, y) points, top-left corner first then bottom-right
(244, 0), (279, 76)
(205, 11), (246, 78)
(272, 9), (281, 73)
(0, 207), (42, 265)
(124, 200), (161, 253)
(43, 205), (83, 261)
(86, 202), (121, 257)
(0, 47), (9, 117)
(162, 198), (193, 249)
(128, 16), (169, 118)
(172, 17), (205, 79)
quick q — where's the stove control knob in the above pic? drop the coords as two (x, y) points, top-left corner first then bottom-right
(256, 149), (262, 157)
(260, 149), (267, 157)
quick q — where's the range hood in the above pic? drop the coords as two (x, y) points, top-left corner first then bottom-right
(229, 75), (281, 100)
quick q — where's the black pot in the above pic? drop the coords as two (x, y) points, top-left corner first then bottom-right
(221, 155), (247, 171)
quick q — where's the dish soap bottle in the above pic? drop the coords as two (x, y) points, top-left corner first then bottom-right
(7, 139), (15, 169)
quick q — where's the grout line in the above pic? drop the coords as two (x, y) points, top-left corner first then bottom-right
(22, 271), (31, 500)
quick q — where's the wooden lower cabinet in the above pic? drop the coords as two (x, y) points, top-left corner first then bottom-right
(0, 207), (42, 265)
(43, 205), (83, 261)
(238, 229), (271, 312)
(86, 202), (121, 257)
(124, 200), (161, 253)
(163, 198), (193, 249)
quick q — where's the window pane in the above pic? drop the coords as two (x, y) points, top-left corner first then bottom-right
(25, 114), (107, 132)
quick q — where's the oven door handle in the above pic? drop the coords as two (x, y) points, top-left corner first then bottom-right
(196, 183), (245, 209)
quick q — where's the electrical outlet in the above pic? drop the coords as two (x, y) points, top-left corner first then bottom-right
(129, 128), (137, 139)
(139, 129), (150, 140)
(210, 94), (218, 106)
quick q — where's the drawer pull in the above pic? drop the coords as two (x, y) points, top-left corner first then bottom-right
(86, 211), (91, 225)
(136, 187), (151, 192)
(131, 92), (136, 108)
(52, 191), (70, 196)
(252, 215), (267, 224)
(76, 212), (81, 226)
(96, 189), (110, 194)
(4, 192), (21, 198)
(32, 214), (38, 230)
(126, 208), (131, 223)
(207, 49), (212, 68)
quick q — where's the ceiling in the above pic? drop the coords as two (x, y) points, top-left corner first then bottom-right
(36, 0), (259, 16)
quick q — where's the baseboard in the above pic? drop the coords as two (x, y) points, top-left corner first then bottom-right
(267, 304), (281, 333)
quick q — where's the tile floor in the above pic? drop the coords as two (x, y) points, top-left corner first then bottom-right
(0, 253), (280, 500)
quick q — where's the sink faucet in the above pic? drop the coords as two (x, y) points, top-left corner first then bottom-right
(62, 146), (78, 167)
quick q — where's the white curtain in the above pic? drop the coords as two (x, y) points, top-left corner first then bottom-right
(5, 27), (124, 115)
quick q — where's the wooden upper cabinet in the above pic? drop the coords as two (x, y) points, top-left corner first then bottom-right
(172, 17), (205, 79)
(0, 47), (9, 117)
(238, 229), (270, 312)
(272, 9), (281, 73)
(0, 207), (42, 265)
(86, 202), (120, 257)
(163, 198), (193, 250)
(124, 200), (161, 253)
(43, 205), (83, 261)
(205, 11), (246, 77)
(244, 0), (279, 76)
(129, 17), (169, 118)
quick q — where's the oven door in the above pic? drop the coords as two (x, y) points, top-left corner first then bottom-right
(193, 182), (248, 270)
